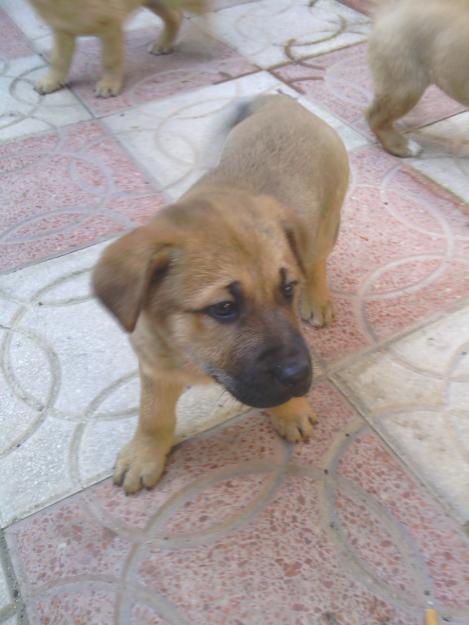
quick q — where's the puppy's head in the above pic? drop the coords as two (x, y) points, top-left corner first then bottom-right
(92, 195), (312, 408)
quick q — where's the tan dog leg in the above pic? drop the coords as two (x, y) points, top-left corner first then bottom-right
(366, 91), (425, 157)
(35, 30), (76, 94)
(113, 371), (183, 494)
(95, 24), (124, 97)
(269, 396), (317, 443)
(145, 1), (183, 54)
(299, 260), (335, 327)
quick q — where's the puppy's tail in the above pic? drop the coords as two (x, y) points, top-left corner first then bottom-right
(201, 98), (256, 168)
(202, 93), (292, 168)
(224, 99), (257, 131)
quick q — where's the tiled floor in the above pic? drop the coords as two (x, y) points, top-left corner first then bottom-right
(0, 0), (468, 624)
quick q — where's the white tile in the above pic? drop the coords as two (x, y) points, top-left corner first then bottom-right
(0, 417), (77, 527)
(335, 304), (469, 525)
(197, 0), (369, 68)
(0, 56), (90, 143)
(2, 0), (50, 42)
(0, 243), (246, 526)
(103, 71), (367, 200)
(409, 112), (469, 203)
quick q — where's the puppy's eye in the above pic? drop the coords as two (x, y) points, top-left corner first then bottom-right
(282, 281), (297, 301)
(206, 301), (239, 322)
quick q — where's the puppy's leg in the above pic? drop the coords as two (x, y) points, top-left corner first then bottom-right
(95, 23), (124, 97)
(366, 43), (428, 157)
(269, 396), (317, 443)
(299, 260), (335, 328)
(114, 371), (183, 494)
(35, 30), (76, 94)
(145, 0), (183, 54)
(366, 90), (425, 157)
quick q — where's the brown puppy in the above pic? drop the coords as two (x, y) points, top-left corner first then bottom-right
(29, 0), (207, 97)
(93, 94), (349, 494)
(366, 0), (469, 156)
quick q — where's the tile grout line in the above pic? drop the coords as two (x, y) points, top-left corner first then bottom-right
(323, 292), (469, 377)
(325, 372), (469, 534)
(0, 530), (30, 625)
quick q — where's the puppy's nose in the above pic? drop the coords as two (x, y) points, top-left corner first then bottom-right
(273, 360), (311, 390)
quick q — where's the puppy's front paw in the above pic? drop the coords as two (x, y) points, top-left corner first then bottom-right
(35, 75), (65, 94)
(95, 76), (122, 97)
(300, 296), (335, 328)
(269, 397), (317, 443)
(113, 435), (171, 494)
(149, 37), (174, 55)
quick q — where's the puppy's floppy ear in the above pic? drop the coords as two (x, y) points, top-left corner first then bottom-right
(92, 224), (175, 333)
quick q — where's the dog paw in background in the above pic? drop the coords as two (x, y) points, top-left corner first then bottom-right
(34, 75), (66, 95)
(28, 0), (211, 99)
(94, 75), (123, 98)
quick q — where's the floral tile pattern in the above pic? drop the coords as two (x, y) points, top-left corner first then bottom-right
(0, 243), (247, 527)
(0, 56), (90, 144)
(273, 43), (467, 140)
(197, 0), (370, 68)
(49, 26), (256, 117)
(409, 112), (469, 205)
(0, 120), (163, 272)
(103, 71), (368, 200)
(1, 0), (469, 623)
(5, 384), (469, 625)
(307, 145), (469, 364)
(334, 302), (469, 525)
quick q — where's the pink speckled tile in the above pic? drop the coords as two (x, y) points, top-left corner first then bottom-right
(338, 432), (469, 614)
(0, 8), (33, 59)
(7, 382), (469, 624)
(33, 587), (117, 625)
(60, 26), (255, 116)
(302, 145), (469, 363)
(88, 412), (285, 532)
(337, 0), (371, 13)
(0, 120), (164, 272)
(273, 43), (467, 139)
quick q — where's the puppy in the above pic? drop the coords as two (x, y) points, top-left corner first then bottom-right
(29, 0), (208, 97)
(93, 94), (349, 494)
(366, 0), (469, 156)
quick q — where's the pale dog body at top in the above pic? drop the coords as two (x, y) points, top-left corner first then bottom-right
(28, 0), (206, 97)
(93, 95), (349, 494)
(367, 0), (469, 156)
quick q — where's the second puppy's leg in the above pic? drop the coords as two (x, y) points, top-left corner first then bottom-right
(366, 40), (428, 157)
(145, 0), (183, 54)
(35, 30), (76, 94)
(96, 23), (124, 97)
